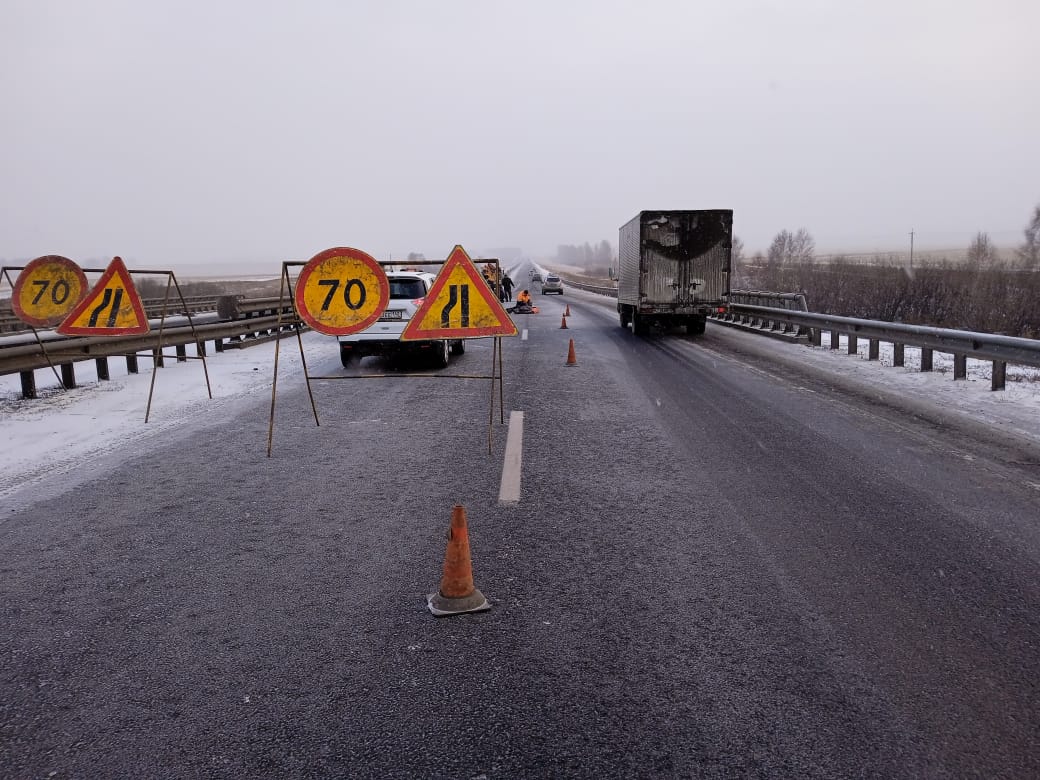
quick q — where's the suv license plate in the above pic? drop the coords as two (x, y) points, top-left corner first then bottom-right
(379, 310), (404, 321)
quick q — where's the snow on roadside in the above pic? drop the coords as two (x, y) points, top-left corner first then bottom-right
(0, 331), (334, 511)
(770, 330), (1040, 447)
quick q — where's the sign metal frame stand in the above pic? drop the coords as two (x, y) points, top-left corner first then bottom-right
(266, 256), (513, 458)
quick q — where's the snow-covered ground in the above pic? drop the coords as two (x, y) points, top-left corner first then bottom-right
(0, 333), (321, 512)
(757, 329), (1040, 448)
(2, 325), (1039, 513)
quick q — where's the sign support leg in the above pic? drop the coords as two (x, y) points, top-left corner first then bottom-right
(268, 265), (289, 456)
(487, 337), (498, 454)
(169, 271), (212, 399)
(283, 269), (320, 428)
(497, 335), (505, 425)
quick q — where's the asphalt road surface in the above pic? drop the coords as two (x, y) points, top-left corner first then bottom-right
(2, 280), (1039, 778)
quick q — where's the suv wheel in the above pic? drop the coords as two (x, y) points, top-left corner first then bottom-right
(451, 339), (466, 355)
(340, 347), (356, 367)
(433, 340), (450, 368)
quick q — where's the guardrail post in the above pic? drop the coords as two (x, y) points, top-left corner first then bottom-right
(60, 363), (75, 389)
(214, 337), (224, 353)
(953, 354), (967, 380)
(830, 330), (840, 349)
(811, 328), (822, 347)
(175, 344), (187, 363)
(992, 361), (1006, 391)
(126, 354), (139, 374)
(795, 294), (811, 339)
(893, 344), (905, 367)
(20, 370), (37, 400)
(921, 348), (933, 372)
(153, 347), (165, 368)
(848, 334), (858, 355)
(868, 339), (879, 361)
(95, 357), (110, 381)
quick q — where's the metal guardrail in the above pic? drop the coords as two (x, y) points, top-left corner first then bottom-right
(0, 294), (234, 334)
(722, 291), (814, 339)
(1, 296), (302, 399)
(549, 274), (619, 297)
(716, 297), (1040, 391)
(544, 276), (1038, 392)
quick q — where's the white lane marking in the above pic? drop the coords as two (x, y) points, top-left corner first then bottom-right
(522, 329), (528, 341)
(498, 411), (524, 504)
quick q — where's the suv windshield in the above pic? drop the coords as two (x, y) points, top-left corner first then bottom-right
(389, 279), (426, 299)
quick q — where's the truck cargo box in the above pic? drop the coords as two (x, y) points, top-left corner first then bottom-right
(617, 210), (732, 336)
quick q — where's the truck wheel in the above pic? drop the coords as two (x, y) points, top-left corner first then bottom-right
(619, 306), (631, 329)
(687, 318), (706, 336)
(632, 312), (647, 336)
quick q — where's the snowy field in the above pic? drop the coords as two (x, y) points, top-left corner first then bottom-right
(1, 326), (1039, 513)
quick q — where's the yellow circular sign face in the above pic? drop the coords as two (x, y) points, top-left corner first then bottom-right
(294, 247), (389, 336)
(12, 255), (89, 327)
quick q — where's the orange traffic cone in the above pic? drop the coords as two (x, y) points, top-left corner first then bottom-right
(427, 505), (490, 616)
(565, 338), (577, 366)
(565, 304), (571, 317)
(560, 313), (568, 329)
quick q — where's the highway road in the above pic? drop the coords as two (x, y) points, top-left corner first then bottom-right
(2, 281), (1039, 778)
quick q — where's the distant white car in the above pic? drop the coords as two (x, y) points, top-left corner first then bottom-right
(336, 271), (464, 367)
(541, 274), (564, 294)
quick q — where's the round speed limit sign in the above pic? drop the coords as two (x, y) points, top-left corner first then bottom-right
(294, 247), (390, 336)
(12, 255), (89, 327)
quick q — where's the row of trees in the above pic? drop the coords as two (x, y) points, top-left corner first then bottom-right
(738, 205), (1040, 337)
(556, 241), (613, 276)
(743, 255), (1040, 337)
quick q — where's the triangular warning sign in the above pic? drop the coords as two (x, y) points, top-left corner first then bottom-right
(57, 256), (149, 335)
(401, 246), (518, 340)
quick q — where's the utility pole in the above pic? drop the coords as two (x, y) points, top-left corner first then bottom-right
(909, 229), (915, 269)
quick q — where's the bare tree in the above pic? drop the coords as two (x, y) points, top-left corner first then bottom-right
(767, 228), (815, 265)
(966, 231), (998, 266)
(731, 235), (745, 266)
(1016, 205), (1040, 269)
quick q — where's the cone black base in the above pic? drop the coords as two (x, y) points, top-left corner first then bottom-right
(427, 589), (491, 617)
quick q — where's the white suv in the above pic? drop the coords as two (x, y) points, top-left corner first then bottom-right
(337, 271), (464, 367)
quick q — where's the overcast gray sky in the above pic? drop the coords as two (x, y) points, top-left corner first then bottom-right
(2, 0), (1038, 273)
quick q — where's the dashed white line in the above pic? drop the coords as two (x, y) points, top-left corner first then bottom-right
(498, 410), (524, 504)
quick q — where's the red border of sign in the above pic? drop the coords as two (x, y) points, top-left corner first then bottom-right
(400, 245), (518, 340)
(11, 255), (89, 328)
(294, 247), (390, 336)
(56, 256), (149, 335)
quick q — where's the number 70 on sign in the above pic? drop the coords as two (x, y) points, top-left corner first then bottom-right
(293, 248), (390, 336)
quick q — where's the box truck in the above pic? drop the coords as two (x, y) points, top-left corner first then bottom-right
(617, 210), (732, 336)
